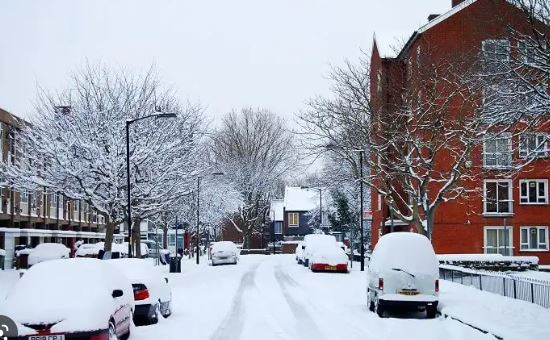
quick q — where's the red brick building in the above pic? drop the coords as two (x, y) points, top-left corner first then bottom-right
(370, 0), (550, 264)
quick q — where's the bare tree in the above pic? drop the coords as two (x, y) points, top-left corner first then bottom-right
(210, 108), (295, 248)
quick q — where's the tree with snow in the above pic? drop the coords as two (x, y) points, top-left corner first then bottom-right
(210, 108), (295, 248)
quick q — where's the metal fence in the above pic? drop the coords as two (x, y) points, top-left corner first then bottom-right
(439, 266), (550, 309)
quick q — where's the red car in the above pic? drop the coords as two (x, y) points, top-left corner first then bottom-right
(1, 258), (134, 340)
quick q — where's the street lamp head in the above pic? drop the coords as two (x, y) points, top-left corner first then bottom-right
(154, 112), (177, 119)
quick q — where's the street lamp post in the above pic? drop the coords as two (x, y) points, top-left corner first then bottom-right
(325, 143), (366, 271)
(126, 111), (177, 258)
(196, 172), (225, 265)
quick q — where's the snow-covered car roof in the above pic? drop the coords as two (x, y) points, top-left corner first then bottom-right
(75, 243), (102, 257)
(0, 258), (133, 335)
(304, 234), (337, 248)
(28, 243), (70, 266)
(369, 232), (438, 277)
(212, 241), (239, 252)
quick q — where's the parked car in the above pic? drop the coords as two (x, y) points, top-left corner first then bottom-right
(142, 239), (164, 259)
(107, 258), (172, 325)
(75, 242), (102, 258)
(302, 234), (338, 267)
(295, 242), (304, 264)
(27, 243), (70, 267)
(309, 244), (349, 273)
(366, 232), (439, 318)
(0, 258), (133, 339)
(211, 241), (240, 265)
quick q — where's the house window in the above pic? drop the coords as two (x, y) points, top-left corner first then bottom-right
(520, 179), (548, 204)
(484, 180), (513, 215)
(484, 226), (513, 256)
(482, 39), (510, 70)
(8, 129), (16, 164)
(274, 222), (283, 235)
(483, 134), (512, 168)
(288, 213), (299, 227)
(517, 39), (544, 65)
(20, 190), (28, 204)
(519, 133), (548, 159)
(0, 122), (3, 161)
(377, 194), (382, 211)
(51, 192), (58, 208)
(520, 226), (548, 251)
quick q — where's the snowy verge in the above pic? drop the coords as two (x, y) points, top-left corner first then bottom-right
(439, 280), (550, 340)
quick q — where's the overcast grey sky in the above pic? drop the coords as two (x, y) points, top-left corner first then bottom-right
(0, 0), (450, 121)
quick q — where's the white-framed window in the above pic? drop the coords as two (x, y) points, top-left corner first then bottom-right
(484, 226), (513, 256)
(288, 212), (299, 227)
(520, 226), (548, 251)
(484, 179), (513, 215)
(482, 39), (511, 67)
(274, 222), (283, 235)
(377, 194), (382, 211)
(0, 122), (4, 162)
(517, 39), (545, 65)
(50, 192), (58, 208)
(377, 71), (382, 94)
(520, 179), (548, 204)
(483, 134), (512, 168)
(519, 133), (548, 159)
(20, 190), (28, 204)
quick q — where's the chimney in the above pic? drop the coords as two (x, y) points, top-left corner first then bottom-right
(452, 0), (466, 7)
(427, 14), (440, 22)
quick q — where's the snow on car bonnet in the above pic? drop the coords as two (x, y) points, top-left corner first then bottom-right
(369, 232), (438, 277)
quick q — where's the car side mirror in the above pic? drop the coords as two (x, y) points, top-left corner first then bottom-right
(112, 289), (124, 298)
(164, 277), (169, 284)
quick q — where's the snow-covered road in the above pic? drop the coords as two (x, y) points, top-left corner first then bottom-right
(133, 255), (494, 340)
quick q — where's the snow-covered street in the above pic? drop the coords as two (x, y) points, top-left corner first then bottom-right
(133, 255), (496, 340)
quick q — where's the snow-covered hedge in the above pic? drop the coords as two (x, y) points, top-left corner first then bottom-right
(438, 254), (539, 271)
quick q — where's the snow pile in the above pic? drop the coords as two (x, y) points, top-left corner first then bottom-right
(0, 258), (134, 335)
(370, 232), (438, 277)
(438, 254), (539, 264)
(439, 280), (550, 340)
(27, 243), (70, 266)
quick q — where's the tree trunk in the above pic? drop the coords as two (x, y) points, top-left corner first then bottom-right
(133, 217), (142, 257)
(104, 218), (115, 252)
(426, 211), (434, 241)
(163, 224), (168, 249)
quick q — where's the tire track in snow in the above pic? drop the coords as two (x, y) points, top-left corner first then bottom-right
(210, 263), (259, 340)
(274, 266), (326, 340)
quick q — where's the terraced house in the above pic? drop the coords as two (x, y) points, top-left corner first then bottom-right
(370, 0), (550, 264)
(0, 107), (106, 269)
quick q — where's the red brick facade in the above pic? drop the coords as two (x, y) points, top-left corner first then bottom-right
(370, 0), (550, 264)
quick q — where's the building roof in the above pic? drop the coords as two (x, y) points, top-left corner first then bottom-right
(270, 199), (284, 222)
(283, 186), (320, 212)
(0, 107), (25, 128)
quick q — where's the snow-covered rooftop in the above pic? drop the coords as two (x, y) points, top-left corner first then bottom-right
(283, 186), (320, 212)
(270, 199), (284, 221)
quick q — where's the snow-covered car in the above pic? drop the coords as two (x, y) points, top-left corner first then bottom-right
(121, 242), (149, 258)
(211, 241), (240, 266)
(27, 243), (70, 267)
(302, 234), (338, 267)
(309, 245), (349, 273)
(142, 239), (163, 258)
(107, 258), (172, 325)
(75, 242), (102, 258)
(367, 232), (439, 318)
(295, 242), (304, 264)
(0, 258), (133, 339)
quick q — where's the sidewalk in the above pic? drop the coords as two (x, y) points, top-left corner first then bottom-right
(439, 280), (550, 340)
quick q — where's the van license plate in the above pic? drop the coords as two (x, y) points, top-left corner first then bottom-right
(29, 336), (65, 340)
(399, 290), (419, 296)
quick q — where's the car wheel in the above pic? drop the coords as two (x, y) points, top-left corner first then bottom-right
(108, 322), (118, 340)
(426, 305), (437, 319)
(367, 290), (374, 312)
(150, 302), (161, 324)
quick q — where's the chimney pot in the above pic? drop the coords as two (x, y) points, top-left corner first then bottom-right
(428, 14), (440, 22)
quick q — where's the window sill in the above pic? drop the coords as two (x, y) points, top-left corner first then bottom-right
(519, 202), (548, 206)
(288, 225), (299, 228)
(483, 213), (514, 217)
(482, 166), (513, 170)
(519, 249), (549, 252)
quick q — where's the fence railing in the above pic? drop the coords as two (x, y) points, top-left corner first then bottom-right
(439, 266), (550, 309)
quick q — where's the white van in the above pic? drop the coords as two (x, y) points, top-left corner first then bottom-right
(366, 232), (439, 318)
